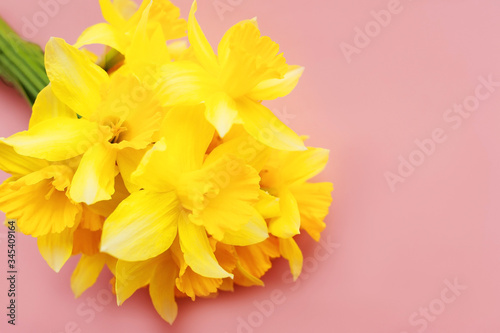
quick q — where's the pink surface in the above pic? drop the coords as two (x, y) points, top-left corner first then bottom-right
(1, 0), (500, 332)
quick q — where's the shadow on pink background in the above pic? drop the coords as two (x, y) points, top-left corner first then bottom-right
(1, 0), (500, 332)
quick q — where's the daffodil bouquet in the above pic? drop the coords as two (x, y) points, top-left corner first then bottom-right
(0, 0), (332, 324)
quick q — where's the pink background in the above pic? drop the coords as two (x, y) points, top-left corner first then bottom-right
(1, 0), (500, 332)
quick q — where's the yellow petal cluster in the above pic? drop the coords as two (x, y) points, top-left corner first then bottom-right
(0, 0), (333, 324)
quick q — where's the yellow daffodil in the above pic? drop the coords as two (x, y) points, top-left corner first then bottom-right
(3, 38), (164, 204)
(260, 141), (333, 241)
(158, 1), (306, 152)
(75, 0), (186, 56)
(0, 140), (117, 273)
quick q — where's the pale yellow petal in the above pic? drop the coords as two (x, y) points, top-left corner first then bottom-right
(158, 105), (214, 175)
(205, 92), (238, 138)
(116, 147), (148, 193)
(37, 227), (75, 272)
(279, 237), (303, 281)
(157, 61), (217, 106)
(112, 0), (137, 20)
(99, 0), (127, 26)
(188, 1), (218, 74)
(69, 142), (118, 205)
(0, 140), (48, 178)
(126, 3), (170, 72)
(247, 65), (304, 101)
(30, 84), (76, 128)
(100, 190), (180, 261)
(115, 257), (159, 305)
(74, 23), (125, 54)
(178, 211), (232, 279)
(264, 148), (330, 188)
(86, 174), (130, 218)
(237, 98), (306, 151)
(150, 254), (179, 324)
(71, 254), (107, 297)
(131, 139), (177, 191)
(221, 208), (268, 246)
(268, 189), (300, 238)
(45, 37), (109, 119)
(204, 131), (269, 172)
(3, 118), (104, 161)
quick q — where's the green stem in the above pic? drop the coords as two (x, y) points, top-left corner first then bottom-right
(0, 17), (49, 105)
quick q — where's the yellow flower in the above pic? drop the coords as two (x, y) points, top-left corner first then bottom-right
(260, 141), (333, 242)
(100, 106), (268, 277)
(0, 139), (121, 273)
(3, 38), (164, 204)
(74, 0), (187, 55)
(158, 1), (306, 151)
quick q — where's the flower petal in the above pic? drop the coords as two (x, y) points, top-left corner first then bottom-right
(100, 190), (180, 261)
(279, 237), (303, 281)
(184, 157), (261, 241)
(221, 208), (268, 246)
(254, 190), (281, 219)
(158, 105), (214, 175)
(116, 147), (148, 193)
(157, 61), (217, 106)
(150, 254), (179, 324)
(235, 237), (280, 279)
(204, 131), (269, 172)
(74, 23), (125, 54)
(86, 174), (130, 218)
(0, 140), (48, 178)
(247, 65), (304, 101)
(69, 142), (118, 205)
(175, 266), (222, 301)
(268, 189), (300, 238)
(131, 139), (176, 191)
(290, 182), (333, 241)
(115, 257), (159, 305)
(205, 92), (238, 138)
(262, 147), (330, 187)
(30, 84), (76, 128)
(45, 37), (109, 119)
(178, 211), (232, 279)
(37, 227), (75, 272)
(237, 98), (306, 151)
(126, 3), (170, 74)
(99, 0), (127, 26)
(3, 117), (104, 162)
(71, 254), (107, 297)
(217, 19), (288, 97)
(188, 1), (218, 74)
(0, 166), (80, 237)
(233, 261), (264, 287)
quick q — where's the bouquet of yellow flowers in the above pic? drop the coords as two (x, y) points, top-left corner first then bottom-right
(0, 0), (332, 324)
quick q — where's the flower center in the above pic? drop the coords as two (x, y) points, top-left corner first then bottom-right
(109, 122), (127, 144)
(101, 116), (127, 144)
